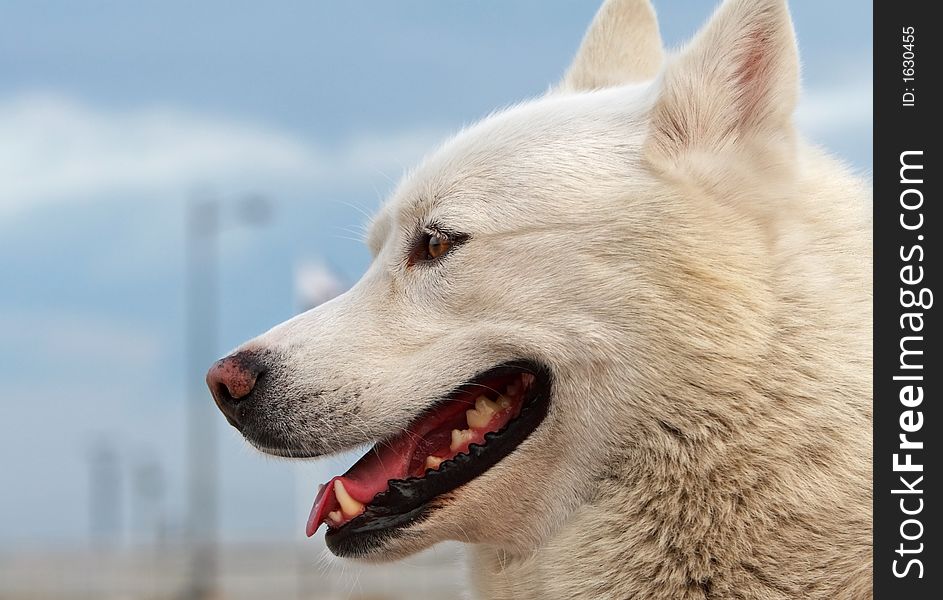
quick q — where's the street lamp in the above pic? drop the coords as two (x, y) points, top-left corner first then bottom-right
(184, 192), (270, 600)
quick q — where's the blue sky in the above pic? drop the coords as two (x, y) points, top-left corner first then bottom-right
(0, 1), (871, 546)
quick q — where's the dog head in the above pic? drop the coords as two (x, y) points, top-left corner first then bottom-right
(208, 0), (800, 560)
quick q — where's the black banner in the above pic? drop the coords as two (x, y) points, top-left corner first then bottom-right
(874, 2), (939, 597)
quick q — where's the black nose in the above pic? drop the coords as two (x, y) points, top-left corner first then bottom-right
(206, 350), (266, 429)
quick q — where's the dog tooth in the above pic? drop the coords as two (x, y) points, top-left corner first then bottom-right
(476, 396), (499, 414)
(466, 409), (488, 429)
(327, 510), (342, 524)
(450, 428), (473, 452)
(467, 397), (498, 428)
(333, 480), (364, 518)
(425, 455), (444, 469)
(495, 394), (512, 409)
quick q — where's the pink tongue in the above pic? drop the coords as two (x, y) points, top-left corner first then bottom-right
(306, 431), (416, 536)
(305, 398), (477, 537)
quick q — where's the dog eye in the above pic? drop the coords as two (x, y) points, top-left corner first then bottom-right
(426, 233), (451, 259)
(410, 230), (466, 266)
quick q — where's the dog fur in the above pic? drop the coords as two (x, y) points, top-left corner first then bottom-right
(226, 0), (873, 597)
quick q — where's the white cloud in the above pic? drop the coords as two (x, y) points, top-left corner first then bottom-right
(0, 84), (870, 219)
(0, 92), (442, 217)
(796, 79), (872, 137)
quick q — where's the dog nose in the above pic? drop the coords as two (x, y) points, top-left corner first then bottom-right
(206, 350), (266, 429)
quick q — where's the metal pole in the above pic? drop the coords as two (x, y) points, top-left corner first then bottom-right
(185, 197), (219, 599)
(88, 438), (121, 547)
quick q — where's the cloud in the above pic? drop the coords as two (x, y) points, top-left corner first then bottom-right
(0, 83), (870, 219)
(796, 79), (872, 137)
(0, 92), (442, 217)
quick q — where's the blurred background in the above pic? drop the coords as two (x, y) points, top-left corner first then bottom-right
(0, 1), (871, 599)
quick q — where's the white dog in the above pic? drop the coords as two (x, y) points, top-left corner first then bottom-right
(208, 0), (872, 597)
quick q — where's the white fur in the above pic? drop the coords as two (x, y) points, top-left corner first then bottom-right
(231, 0), (872, 597)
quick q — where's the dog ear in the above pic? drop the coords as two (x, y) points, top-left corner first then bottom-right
(646, 0), (799, 160)
(559, 0), (664, 92)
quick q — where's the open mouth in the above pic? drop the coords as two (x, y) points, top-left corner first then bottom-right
(308, 360), (552, 556)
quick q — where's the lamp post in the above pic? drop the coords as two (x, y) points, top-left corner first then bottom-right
(185, 193), (269, 599)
